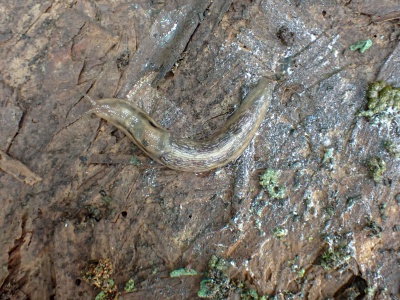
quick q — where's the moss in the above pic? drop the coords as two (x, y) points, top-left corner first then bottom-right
(364, 287), (375, 297)
(169, 268), (197, 277)
(367, 157), (386, 183)
(319, 233), (354, 270)
(273, 226), (288, 239)
(364, 219), (382, 238)
(322, 148), (334, 165)
(320, 245), (351, 270)
(359, 81), (400, 124)
(124, 279), (136, 292)
(95, 291), (107, 300)
(383, 139), (400, 158)
(288, 255), (305, 280)
(349, 39), (372, 53)
(83, 258), (119, 299)
(259, 169), (285, 199)
(198, 279), (219, 298)
(240, 288), (261, 299)
(197, 275), (230, 299)
(297, 268), (305, 278)
(198, 255), (267, 299)
(197, 256), (231, 299)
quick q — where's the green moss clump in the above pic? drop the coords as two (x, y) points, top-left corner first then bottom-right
(349, 39), (372, 53)
(83, 258), (119, 299)
(359, 81), (400, 124)
(383, 139), (400, 158)
(198, 255), (266, 299)
(273, 226), (288, 240)
(322, 148), (333, 165)
(197, 256), (231, 299)
(297, 268), (305, 278)
(367, 157), (386, 183)
(95, 291), (107, 300)
(169, 268), (197, 277)
(124, 278), (136, 292)
(240, 288), (264, 299)
(320, 245), (351, 270)
(259, 169), (285, 199)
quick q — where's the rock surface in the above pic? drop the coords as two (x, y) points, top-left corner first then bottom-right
(0, 0), (399, 299)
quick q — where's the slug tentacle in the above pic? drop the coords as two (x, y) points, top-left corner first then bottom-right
(88, 78), (275, 172)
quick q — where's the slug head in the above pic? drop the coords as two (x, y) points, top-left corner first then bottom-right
(87, 97), (169, 158)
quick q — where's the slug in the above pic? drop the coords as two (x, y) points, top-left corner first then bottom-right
(88, 78), (275, 172)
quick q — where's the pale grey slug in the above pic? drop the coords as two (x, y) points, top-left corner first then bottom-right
(88, 78), (275, 172)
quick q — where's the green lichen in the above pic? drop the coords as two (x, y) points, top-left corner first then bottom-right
(288, 255), (305, 280)
(319, 233), (354, 270)
(297, 268), (305, 278)
(365, 287), (375, 297)
(383, 139), (400, 158)
(95, 291), (107, 300)
(320, 245), (351, 270)
(208, 254), (228, 271)
(367, 157), (386, 183)
(124, 278), (136, 292)
(83, 258), (119, 300)
(197, 255), (266, 299)
(169, 268), (197, 277)
(198, 279), (221, 298)
(364, 219), (382, 238)
(322, 148), (334, 165)
(349, 39), (372, 53)
(240, 288), (263, 299)
(259, 169), (285, 199)
(273, 226), (288, 239)
(197, 255), (231, 299)
(359, 81), (400, 124)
